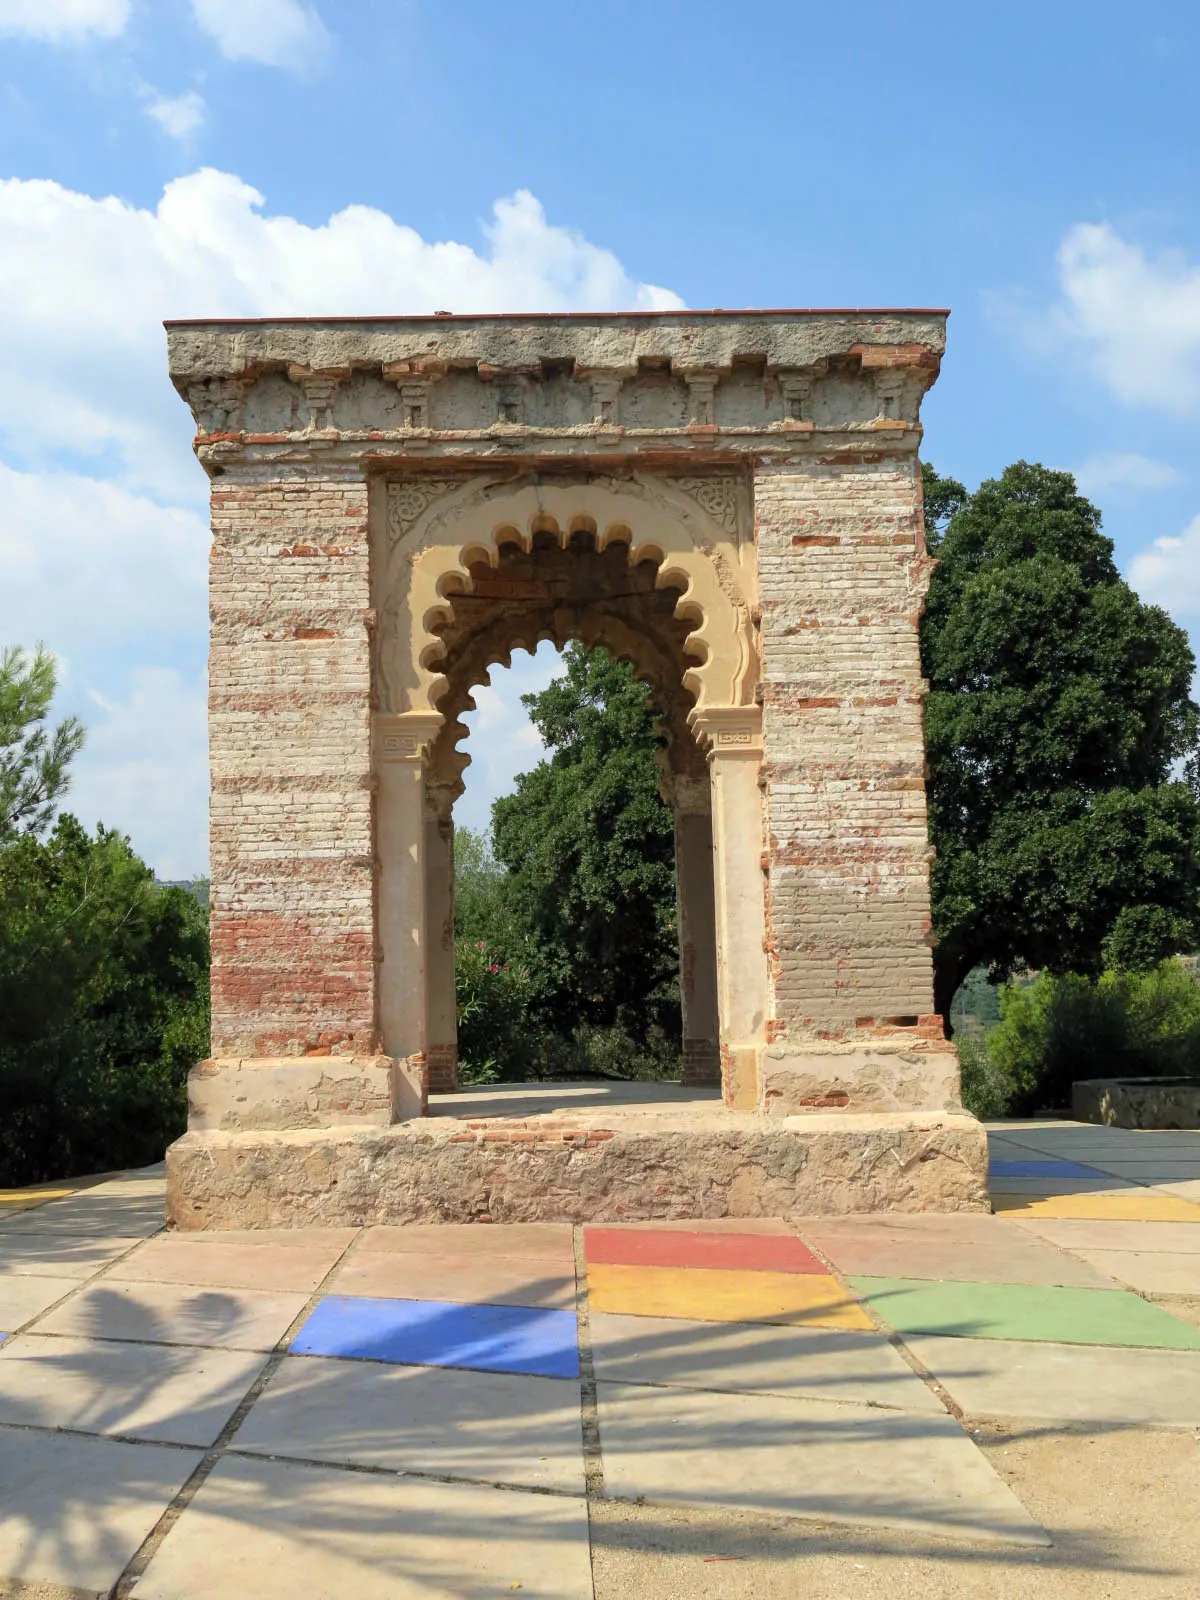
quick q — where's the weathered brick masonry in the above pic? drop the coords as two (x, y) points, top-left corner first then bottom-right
(755, 453), (955, 1113)
(164, 310), (989, 1225)
(208, 468), (376, 1058)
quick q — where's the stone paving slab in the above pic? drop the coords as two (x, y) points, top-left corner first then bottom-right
(0, 1273), (79, 1331)
(595, 1381), (1047, 1545)
(0, 1196), (165, 1238)
(359, 1222), (576, 1265)
(989, 1160), (1109, 1179)
(0, 1231), (144, 1279)
(0, 1333), (267, 1446)
(1062, 1248), (1200, 1294)
(0, 1424), (200, 1594)
(35, 1280), (310, 1350)
(110, 1231), (353, 1292)
(851, 1277), (1200, 1349)
(597, 1217), (795, 1234)
(165, 1226), (357, 1250)
(801, 1215), (1116, 1288)
(292, 1294), (581, 1377)
(1004, 1215), (1200, 1253)
(988, 1177), (1139, 1195)
(233, 1353), (584, 1491)
(587, 1264), (875, 1329)
(584, 1227), (826, 1273)
(1154, 1179), (1200, 1200)
(993, 1192), (1200, 1222)
(133, 1454), (593, 1599)
(1153, 1293), (1200, 1332)
(589, 1312), (945, 1411)
(903, 1334), (1200, 1427)
(1080, 1162), (1200, 1180)
(328, 1250), (577, 1308)
(587, 1426), (1200, 1600)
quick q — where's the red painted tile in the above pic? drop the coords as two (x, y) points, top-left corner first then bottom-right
(583, 1228), (826, 1274)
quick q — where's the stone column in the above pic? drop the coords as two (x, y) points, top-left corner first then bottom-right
(374, 711), (443, 1119)
(751, 451), (960, 1115)
(694, 708), (769, 1111)
(424, 782), (458, 1093)
(672, 777), (721, 1087)
(183, 463), (400, 1138)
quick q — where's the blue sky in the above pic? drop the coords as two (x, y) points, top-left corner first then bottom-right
(1, 0), (1199, 867)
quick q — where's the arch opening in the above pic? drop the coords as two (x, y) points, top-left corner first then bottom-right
(373, 473), (762, 1111)
(414, 530), (721, 1095)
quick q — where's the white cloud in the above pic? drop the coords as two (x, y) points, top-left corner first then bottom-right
(0, 462), (207, 651)
(1051, 223), (1200, 416)
(67, 667), (208, 878)
(0, 169), (683, 500)
(145, 89), (206, 141)
(1129, 514), (1200, 616)
(0, 0), (129, 41)
(190, 0), (330, 71)
(456, 644), (564, 834)
(0, 167), (679, 867)
(1073, 452), (1185, 497)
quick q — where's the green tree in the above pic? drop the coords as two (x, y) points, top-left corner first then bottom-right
(1, 644), (84, 842)
(921, 460), (1200, 1025)
(490, 643), (680, 1040)
(0, 815), (210, 1185)
(987, 960), (1200, 1113)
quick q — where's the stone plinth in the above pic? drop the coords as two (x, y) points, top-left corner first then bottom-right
(1073, 1077), (1200, 1130)
(166, 1084), (989, 1229)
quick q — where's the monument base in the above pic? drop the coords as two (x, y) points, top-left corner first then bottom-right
(164, 1082), (989, 1230)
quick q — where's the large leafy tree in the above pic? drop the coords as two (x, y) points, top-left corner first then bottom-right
(921, 460), (1200, 1026)
(0, 815), (210, 1184)
(490, 643), (680, 1037)
(0, 651), (210, 1183)
(1, 644), (84, 842)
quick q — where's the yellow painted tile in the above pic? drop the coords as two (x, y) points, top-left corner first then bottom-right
(0, 1188), (78, 1209)
(586, 1264), (874, 1330)
(994, 1193), (1200, 1223)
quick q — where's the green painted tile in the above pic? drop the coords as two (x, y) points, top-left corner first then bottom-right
(849, 1276), (1200, 1351)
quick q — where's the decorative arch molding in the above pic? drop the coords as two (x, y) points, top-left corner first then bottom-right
(375, 473), (759, 720)
(426, 607), (708, 800)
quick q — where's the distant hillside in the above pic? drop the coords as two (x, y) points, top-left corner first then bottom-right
(157, 878), (210, 910)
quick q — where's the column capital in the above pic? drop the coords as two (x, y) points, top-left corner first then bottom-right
(373, 711), (444, 763)
(692, 705), (763, 759)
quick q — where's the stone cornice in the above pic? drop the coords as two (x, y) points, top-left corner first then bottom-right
(193, 423), (925, 479)
(167, 309), (946, 381)
(169, 311), (944, 476)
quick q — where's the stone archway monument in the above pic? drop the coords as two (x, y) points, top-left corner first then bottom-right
(164, 309), (989, 1227)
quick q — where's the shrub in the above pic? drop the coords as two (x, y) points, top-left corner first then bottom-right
(956, 1030), (1014, 1120)
(454, 937), (539, 1084)
(986, 959), (1200, 1113)
(540, 1022), (683, 1083)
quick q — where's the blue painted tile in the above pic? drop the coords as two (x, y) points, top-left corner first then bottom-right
(989, 1160), (1107, 1179)
(291, 1295), (580, 1378)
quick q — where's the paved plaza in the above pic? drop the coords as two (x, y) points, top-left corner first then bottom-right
(1, 1120), (1199, 1597)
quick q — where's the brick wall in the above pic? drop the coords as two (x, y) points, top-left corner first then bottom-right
(208, 465), (377, 1057)
(755, 452), (939, 1045)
